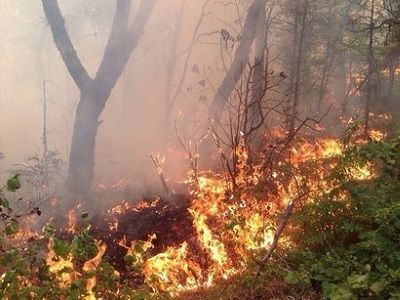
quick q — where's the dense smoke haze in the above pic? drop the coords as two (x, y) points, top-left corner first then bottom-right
(0, 0), (399, 199)
(0, 1), (219, 186)
(0, 1), (399, 298)
(1, 4), (224, 182)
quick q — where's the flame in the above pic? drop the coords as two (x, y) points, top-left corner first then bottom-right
(190, 209), (230, 275)
(67, 209), (76, 234)
(320, 139), (342, 158)
(83, 243), (107, 300)
(13, 130), (382, 298)
(143, 242), (203, 294)
(237, 213), (275, 251)
(369, 129), (385, 141)
(12, 215), (40, 242)
(381, 66), (400, 76)
(46, 238), (76, 288)
(291, 138), (342, 165)
(119, 233), (156, 266)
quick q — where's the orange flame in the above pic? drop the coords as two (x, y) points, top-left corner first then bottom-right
(46, 238), (76, 288)
(83, 243), (107, 300)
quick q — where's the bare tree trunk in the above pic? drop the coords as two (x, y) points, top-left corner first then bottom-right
(247, 6), (267, 131)
(41, 81), (49, 188)
(285, 0), (300, 132)
(42, 0), (157, 197)
(338, 3), (352, 115)
(209, 0), (267, 122)
(164, 1), (186, 128)
(163, 0), (210, 127)
(316, 5), (336, 113)
(337, 54), (348, 114)
(386, 63), (396, 100)
(364, 0), (375, 138)
(317, 39), (334, 113)
(288, 0), (309, 142)
(68, 90), (104, 195)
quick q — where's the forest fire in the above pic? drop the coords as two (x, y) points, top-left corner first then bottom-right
(6, 134), (373, 299)
(0, 125), (388, 300)
(5, 134), (381, 296)
(1, 0), (399, 298)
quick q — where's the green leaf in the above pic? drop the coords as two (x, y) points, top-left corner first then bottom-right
(6, 175), (21, 192)
(4, 219), (19, 236)
(53, 238), (71, 258)
(44, 224), (54, 238)
(71, 278), (84, 289)
(347, 273), (369, 289)
(323, 282), (355, 300)
(370, 280), (388, 294)
(0, 197), (9, 209)
(284, 272), (300, 285)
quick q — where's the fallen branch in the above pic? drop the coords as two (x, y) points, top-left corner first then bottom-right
(256, 192), (308, 274)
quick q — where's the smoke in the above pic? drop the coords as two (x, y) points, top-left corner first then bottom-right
(0, 0), (398, 197)
(0, 1), (232, 189)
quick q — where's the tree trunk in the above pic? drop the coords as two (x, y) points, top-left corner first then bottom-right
(364, 0), (375, 138)
(336, 53), (348, 114)
(164, 1), (186, 128)
(247, 7), (267, 131)
(288, 0), (309, 141)
(43, 0), (157, 197)
(209, 0), (267, 122)
(285, 0), (300, 132)
(68, 90), (105, 195)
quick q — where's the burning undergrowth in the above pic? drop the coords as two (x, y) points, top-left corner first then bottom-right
(53, 140), (347, 294)
(0, 125), (384, 299)
(89, 195), (197, 279)
(55, 169), (279, 296)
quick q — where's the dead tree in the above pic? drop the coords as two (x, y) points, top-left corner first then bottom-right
(317, 4), (336, 113)
(42, 0), (157, 198)
(41, 81), (50, 190)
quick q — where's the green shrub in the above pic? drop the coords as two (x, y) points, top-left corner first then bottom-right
(285, 139), (400, 299)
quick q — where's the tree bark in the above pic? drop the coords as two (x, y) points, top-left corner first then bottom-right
(164, 0), (186, 128)
(68, 89), (105, 196)
(364, 0), (375, 138)
(247, 6), (267, 131)
(42, 0), (157, 197)
(287, 0), (309, 142)
(209, 0), (267, 122)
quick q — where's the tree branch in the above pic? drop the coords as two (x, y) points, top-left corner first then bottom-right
(42, 0), (92, 91)
(256, 191), (308, 274)
(95, 0), (157, 95)
(209, 0), (267, 121)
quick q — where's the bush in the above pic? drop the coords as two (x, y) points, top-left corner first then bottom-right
(285, 139), (400, 299)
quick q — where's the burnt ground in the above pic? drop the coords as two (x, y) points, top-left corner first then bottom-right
(85, 193), (212, 281)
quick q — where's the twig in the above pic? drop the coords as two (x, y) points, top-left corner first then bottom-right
(150, 154), (172, 195)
